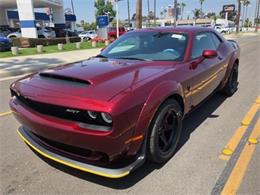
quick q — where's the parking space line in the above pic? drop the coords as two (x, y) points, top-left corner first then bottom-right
(212, 98), (259, 195)
(0, 111), (13, 117)
(221, 119), (260, 195)
(219, 98), (259, 161)
(241, 102), (259, 126)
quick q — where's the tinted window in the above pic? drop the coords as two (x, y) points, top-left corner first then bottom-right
(210, 33), (222, 49)
(101, 32), (188, 61)
(191, 32), (216, 59)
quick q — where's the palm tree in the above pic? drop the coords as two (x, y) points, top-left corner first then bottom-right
(193, 8), (201, 19)
(136, 0), (142, 29)
(236, 0), (242, 33)
(199, 0), (205, 18)
(244, 0), (250, 27)
(180, 2), (186, 20)
(154, 0), (156, 25)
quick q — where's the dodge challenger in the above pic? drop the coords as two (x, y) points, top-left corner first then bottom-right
(10, 27), (240, 178)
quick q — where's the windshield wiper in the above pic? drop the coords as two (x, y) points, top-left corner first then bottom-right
(115, 57), (149, 61)
(96, 54), (108, 58)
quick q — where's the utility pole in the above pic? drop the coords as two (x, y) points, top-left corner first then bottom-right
(154, 0), (156, 26)
(256, 0), (260, 32)
(70, 0), (75, 14)
(148, 0), (150, 27)
(127, 0), (131, 29)
(174, 0), (178, 27)
(136, 0), (142, 29)
(236, 0), (241, 33)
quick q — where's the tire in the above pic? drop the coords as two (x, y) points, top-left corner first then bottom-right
(147, 99), (183, 164)
(222, 63), (239, 97)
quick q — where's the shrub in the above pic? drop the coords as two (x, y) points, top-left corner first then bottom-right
(12, 37), (81, 48)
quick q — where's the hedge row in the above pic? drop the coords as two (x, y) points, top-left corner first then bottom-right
(12, 37), (81, 48)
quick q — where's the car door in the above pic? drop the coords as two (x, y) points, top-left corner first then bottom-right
(189, 32), (225, 107)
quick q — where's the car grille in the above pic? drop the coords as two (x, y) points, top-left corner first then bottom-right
(27, 129), (109, 164)
(11, 89), (101, 125)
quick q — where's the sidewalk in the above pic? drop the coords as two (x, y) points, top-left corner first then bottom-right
(0, 48), (100, 78)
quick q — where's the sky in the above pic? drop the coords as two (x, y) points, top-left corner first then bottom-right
(63, 0), (257, 23)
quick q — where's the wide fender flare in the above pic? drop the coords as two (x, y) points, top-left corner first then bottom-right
(220, 51), (239, 89)
(127, 81), (184, 155)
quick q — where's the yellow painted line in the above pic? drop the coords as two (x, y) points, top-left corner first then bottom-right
(221, 119), (260, 195)
(241, 103), (259, 126)
(17, 130), (130, 179)
(0, 111), (13, 117)
(219, 126), (247, 161)
(256, 96), (260, 104)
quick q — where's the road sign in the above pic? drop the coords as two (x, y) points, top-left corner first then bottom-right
(97, 15), (109, 28)
(223, 4), (236, 13)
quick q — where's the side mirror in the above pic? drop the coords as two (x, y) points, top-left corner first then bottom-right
(202, 50), (218, 59)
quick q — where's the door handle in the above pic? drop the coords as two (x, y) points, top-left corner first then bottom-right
(218, 56), (223, 60)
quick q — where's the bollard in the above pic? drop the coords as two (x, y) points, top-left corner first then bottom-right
(105, 40), (110, 46)
(11, 47), (19, 55)
(57, 43), (64, 51)
(76, 42), (81, 49)
(36, 45), (43, 53)
(92, 41), (97, 48)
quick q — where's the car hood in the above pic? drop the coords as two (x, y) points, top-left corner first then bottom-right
(16, 57), (175, 104)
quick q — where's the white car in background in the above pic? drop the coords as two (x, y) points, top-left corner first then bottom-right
(7, 27), (56, 39)
(214, 25), (233, 34)
(78, 30), (97, 40)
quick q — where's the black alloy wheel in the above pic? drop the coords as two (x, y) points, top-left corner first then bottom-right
(147, 99), (183, 164)
(223, 63), (239, 96)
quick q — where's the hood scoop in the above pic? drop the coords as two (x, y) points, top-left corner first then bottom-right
(39, 72), (91, 86)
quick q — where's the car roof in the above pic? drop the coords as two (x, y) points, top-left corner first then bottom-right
(132, 26), (214, 34)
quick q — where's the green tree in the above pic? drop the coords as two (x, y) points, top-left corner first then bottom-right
(200, 0), (205, 17)
(94, 0), (116, 22)
(219, 10), (237, 21)
(193, 8), (201, 19)
(180, 2), (186, 19)
(82, 22), (97, 31)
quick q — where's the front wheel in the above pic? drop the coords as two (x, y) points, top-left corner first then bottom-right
(147, 99), (183, 164)
(222, 63), (239, 96)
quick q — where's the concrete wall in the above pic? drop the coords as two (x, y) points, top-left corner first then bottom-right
(0, 8), (8, 25)
(52, 3), (65, 28)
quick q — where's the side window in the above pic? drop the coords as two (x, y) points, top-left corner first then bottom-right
(210, 33), (222, 49)
(191, 32), (216, 59)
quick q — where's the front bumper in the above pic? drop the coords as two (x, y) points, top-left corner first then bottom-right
(17, 127), (145, 178)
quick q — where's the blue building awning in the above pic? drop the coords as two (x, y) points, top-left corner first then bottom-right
(7, 10), (76, 22)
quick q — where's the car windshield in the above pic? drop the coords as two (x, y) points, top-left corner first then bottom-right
(101, 32), (188, 61)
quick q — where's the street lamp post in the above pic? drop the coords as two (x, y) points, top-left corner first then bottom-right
(116, 1), (119, 38)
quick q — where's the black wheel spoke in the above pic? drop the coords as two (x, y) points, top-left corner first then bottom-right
(157, 110), (178, 153)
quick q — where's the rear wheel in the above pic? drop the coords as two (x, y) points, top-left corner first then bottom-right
(147, 99), (183, 164)
(222, 63), (239, 96)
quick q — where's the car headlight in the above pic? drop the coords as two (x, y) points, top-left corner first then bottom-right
(87, 111), (98, 119)
(101, 112), (113, 124)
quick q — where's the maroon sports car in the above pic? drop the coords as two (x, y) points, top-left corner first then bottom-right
(10, 27), (240, 178)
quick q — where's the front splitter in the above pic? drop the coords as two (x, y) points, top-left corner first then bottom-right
(17, 127), (145, 178)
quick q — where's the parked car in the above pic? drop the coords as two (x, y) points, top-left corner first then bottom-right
(0, 36), (11, 52)
(10, 27), (240, 178)
(7, 27), (56, 39)
(0, 25), (11, 37)
(7, 30), (21, 39)
(64, 29), (78, 37)
(78, 30), (97, 40)
(214, 24), (232, 34)
(37, 27), (56, 38)
(108, 27), (126, 39)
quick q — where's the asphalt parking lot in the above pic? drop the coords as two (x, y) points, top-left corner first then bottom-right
(0, 35), (259, 194)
